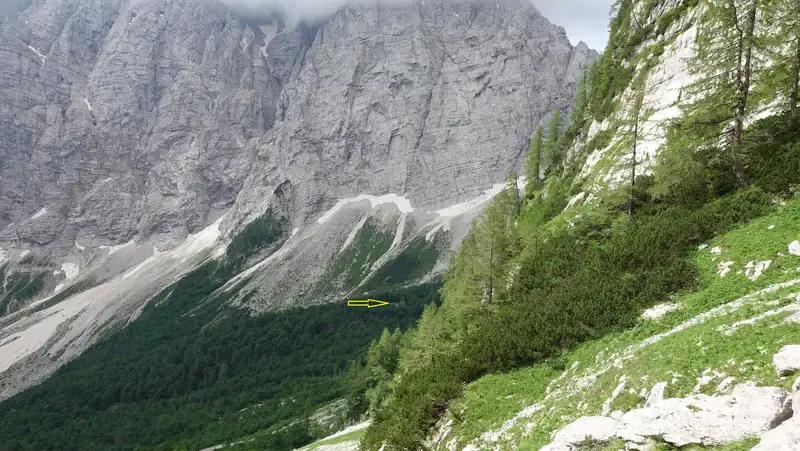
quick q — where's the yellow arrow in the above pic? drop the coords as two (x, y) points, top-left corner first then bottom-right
(347, 299), (390, 308)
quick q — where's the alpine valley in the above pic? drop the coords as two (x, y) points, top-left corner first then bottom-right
(1, 0), (800, 450)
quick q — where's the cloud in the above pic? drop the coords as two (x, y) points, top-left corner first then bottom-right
(530, 0), (613, 49)
(218, 0), (612, 50)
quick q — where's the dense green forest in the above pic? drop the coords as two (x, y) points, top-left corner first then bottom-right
(358, 0), (800, 448)
(0, 225), (441, 451)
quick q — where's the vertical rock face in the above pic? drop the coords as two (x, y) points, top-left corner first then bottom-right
(0, 0), (595, 257)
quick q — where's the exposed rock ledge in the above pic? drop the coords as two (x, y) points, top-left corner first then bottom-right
(542, 346), (800, 451)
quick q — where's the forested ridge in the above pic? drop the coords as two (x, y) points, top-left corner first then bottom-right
(2, 0), (800, 450)
(0, 211), (441, 450)
(355, 0), (800, 448)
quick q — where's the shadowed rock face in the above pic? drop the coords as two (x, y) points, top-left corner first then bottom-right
(0, 0), (595, 257)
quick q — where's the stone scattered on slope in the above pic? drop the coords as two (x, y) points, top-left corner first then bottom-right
(789, 241), (800, 257)
(552, 416), (621, 444)
(773, 345), (800, 376)
(645, 381), (666, 406)
(751, 418), (800, 451)
(641, 303), (679, 320)
(619, 384), (791, 447)
(751, 380), (800, 451)
(542, 384), (792, 449)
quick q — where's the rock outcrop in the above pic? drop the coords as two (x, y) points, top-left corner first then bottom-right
(0, 0), (595, 261)
(543, 383), (794, 450)
(0, 0), (596, 398)
(774, 345), (800, 376)
(542, 344), (800, 451)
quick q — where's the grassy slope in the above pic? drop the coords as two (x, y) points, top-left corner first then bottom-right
(439, 199), (800, 450)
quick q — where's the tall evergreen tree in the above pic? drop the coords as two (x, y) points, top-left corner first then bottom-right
(543, 110), (563, 172)
(506, 169), (521, 219)
(759, 0), (800, 125)
(525, 126), (544, 197)
(690, 0), (767, 186)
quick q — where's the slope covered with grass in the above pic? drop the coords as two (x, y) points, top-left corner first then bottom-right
(435, 199), (800, 450)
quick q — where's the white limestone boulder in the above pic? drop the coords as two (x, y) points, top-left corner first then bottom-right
(773, 345), (800, 376)
(552, 416), (621, 444)
(618, 384), (791, 447)
(751, 417), (800, 451)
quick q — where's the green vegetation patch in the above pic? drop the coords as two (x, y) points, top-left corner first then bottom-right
(0, 253), (440, 451)
(359, 235), (444, 293)
(439, 199), (800, 450)
(0, 268), (48, 314)
(226, 208), (286, 268)
(312, 218), (395, 298)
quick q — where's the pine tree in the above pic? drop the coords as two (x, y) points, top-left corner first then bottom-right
(525, 126), (544, 197)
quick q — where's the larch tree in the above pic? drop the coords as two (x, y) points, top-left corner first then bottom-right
(525, 126), (544, 197)
(543, 110), (563, 173)
(624, 71), (648, 218)
(759, 0), (800, 125)
(690, 0), (768, 186)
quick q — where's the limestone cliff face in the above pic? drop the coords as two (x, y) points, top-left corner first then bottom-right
(0, 0), (597, 399)
(0, 0), (595, 258)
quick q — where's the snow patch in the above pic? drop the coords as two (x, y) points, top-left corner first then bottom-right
(83, 97), (93, 112)
(291, 227), (300, 237)
(0, 248), (6, 263)
(340, 215), (369, 252)
(60, 262), (79, 280)
(317, 194), (413, 224)
(425, 222), (446, 242)
(74, 240), (86, 251)
(711, 246), (722, 254)
(19, 250), (30, 259)
(436, 182), (506, 218)
(31, 208), (48, 220)
(27, 45), (46, 63)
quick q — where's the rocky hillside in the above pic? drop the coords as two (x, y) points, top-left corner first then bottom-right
(0, 0), (596, 428)
(427, 199), (800, 450)
(314, 0), (800, 449)
(0, 0), (593, 256)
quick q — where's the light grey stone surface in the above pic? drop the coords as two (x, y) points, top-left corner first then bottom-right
(774, 345), (800, 376)
(0, 0), (595, 263)
(543, 384), (793, 449)
(0, 0), (596, 397)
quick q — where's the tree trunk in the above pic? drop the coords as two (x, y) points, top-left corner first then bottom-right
(732, 2), (757, 187)
(791, 37), (800, 125)
(629, 111), (638, 219)
(487, 232), (494, 305)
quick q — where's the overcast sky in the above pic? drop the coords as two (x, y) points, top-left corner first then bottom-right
(531, 0), (613, 50)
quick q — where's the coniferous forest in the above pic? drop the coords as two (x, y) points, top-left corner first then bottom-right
(0, 252), (440, 450)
